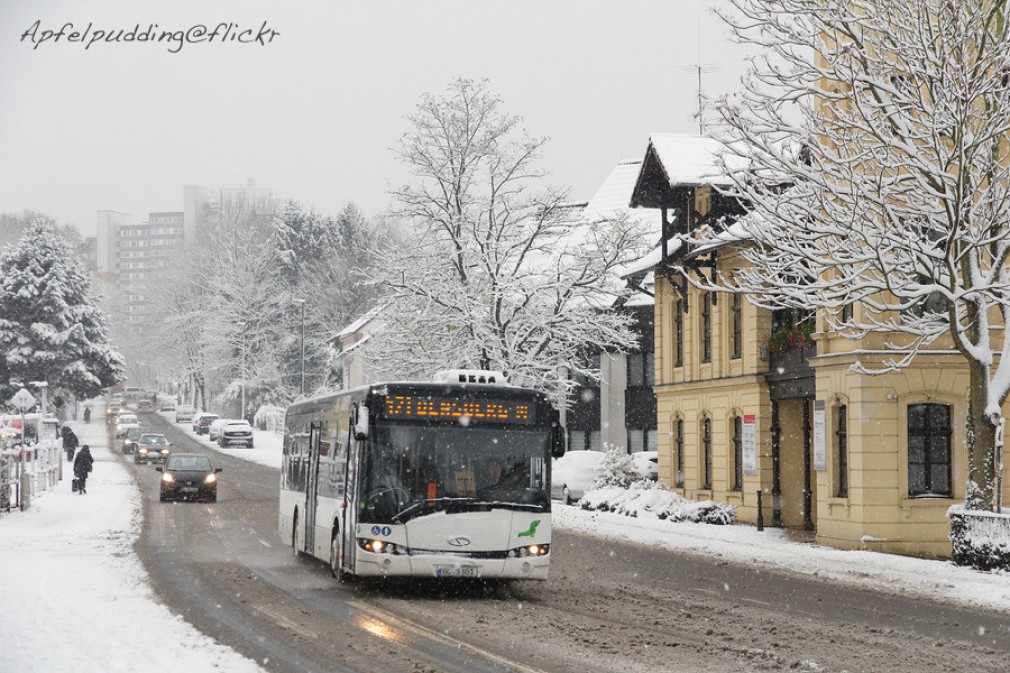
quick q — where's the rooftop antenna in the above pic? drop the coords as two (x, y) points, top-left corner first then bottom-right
(678, 17), (720, 134)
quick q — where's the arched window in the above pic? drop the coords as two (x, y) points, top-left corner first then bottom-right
(836, 405), (848, 497)
(701, 294), (712, 363)
(731, 294), (742, 360)
(702, 417), (712, 489)
(674, 417), (684, 488)
(732, 415), (743, 491)
(907, 403), (951, 497)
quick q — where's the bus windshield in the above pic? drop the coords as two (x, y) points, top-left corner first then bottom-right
(361, 422), (550, 523)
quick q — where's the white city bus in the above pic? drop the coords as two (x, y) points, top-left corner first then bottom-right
(279, 371), (565, 581)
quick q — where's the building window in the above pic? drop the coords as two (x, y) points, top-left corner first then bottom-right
(731, 293), (742, 360)
(627, 352), (656, 387)
(836, 405), (848, 497)
(569, 430), (586, 452)
(702, 417), (712, 489)
(732, 415), (743, 491)
(701, 293), (712, 363)
(907, 403), (952, 497)
(674, 419), (684, 488)
(675, 299), (684, 367)
(627, 353), (643, 386)
(841, 302), (853, 323)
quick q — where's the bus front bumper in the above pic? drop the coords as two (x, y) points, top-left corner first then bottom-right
(355, 550), (550, 580)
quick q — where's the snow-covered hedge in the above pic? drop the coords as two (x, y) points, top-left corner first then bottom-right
(948, 505), (1010, 572)
(253, 405), (286, 433)
(580, 480), (736, 526)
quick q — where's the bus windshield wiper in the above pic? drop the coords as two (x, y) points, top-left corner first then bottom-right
(392, 498), (543, 523)
(473, 500), (543, 512)
(392, 497), (479, 523)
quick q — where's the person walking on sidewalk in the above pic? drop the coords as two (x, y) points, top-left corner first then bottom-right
(62, 426), (79, 462)
(83, 407), (91, 424)
(73, 445), (93, 495)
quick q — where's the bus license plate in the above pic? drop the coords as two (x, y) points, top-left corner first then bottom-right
(435, 565), (479, 578)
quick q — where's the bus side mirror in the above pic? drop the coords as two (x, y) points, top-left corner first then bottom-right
(353, 404), (369, 440)
(551, 424), (566, 459)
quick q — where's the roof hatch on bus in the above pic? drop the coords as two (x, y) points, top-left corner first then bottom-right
(432, 369), (507, 385)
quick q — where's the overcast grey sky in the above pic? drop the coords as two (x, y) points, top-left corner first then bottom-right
(0, 0), (752, 236)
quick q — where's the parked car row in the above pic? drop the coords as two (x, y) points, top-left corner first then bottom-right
(172, 407), (254, 448)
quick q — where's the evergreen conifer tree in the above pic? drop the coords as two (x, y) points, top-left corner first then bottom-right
(0, 221), (124, 401)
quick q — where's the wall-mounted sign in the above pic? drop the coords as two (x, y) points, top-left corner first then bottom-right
(813, 400), (827, 471)
(742, 414), (758, 475)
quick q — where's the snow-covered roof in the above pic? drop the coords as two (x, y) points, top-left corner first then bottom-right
(336, 306), (383, 339)
(616, 236), (683, 278)
(583, 160), (660, 239)
(336, 333), (370, 358)
(648, 133), (745, 187)
(586, 161), (652, 220)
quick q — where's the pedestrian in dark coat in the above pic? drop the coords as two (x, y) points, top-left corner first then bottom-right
(73, 445), (93, 494)
(83, 407), (91, 424)
(63, 427), (79, 462)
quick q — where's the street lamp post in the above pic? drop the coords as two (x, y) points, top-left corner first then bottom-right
(237, 321), (247, 420)
(293, 299), (306, 395)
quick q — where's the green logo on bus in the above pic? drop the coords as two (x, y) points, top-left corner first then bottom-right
(518, 520), (540, 538)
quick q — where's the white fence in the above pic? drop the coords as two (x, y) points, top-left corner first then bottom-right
(0, 440), (62, 513)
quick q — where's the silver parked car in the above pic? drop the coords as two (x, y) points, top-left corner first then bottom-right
(218, 420), (253, 448)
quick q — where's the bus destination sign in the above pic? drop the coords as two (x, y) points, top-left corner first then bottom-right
(381, 395), (533, 424)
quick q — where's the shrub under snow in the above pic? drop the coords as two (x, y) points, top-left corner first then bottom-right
(594, 444), (642, 489)
(580, 480), (736, 526)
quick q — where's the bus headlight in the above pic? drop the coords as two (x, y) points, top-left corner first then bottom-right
(507, 544), (550, 558)
(357, 538), (403, 555)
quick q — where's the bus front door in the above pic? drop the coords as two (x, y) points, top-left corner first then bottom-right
(304, 421), (321, 555)
(342, 432), (362, 574)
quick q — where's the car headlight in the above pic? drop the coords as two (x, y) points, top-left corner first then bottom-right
(161, 473), (174, 483)
(160, 449), (170, 455)
(139, 448), (148, 454)
(204, 473), (216, 484)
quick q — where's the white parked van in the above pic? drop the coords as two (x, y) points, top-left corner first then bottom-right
(174, 405), (196, 423)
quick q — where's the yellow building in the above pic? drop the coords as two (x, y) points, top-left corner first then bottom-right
(628, 133), (1010, 558)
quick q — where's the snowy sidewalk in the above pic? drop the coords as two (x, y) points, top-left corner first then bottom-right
(0, 411), (265, 673)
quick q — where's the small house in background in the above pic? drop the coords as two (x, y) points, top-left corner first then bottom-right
(332, 306), (384, 390)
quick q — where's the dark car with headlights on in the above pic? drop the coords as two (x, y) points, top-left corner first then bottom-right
(157, 453), (221, 502)
(120, 426), (147, 454)
(134, 433), (172, 464)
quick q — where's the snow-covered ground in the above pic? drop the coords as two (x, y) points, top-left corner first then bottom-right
(0, 413), (266, 673)
(4, 405), (1010, 673)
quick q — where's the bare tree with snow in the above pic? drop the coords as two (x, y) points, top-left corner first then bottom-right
(364, 78), (646, 406)
(697, 0), (1010, 510)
